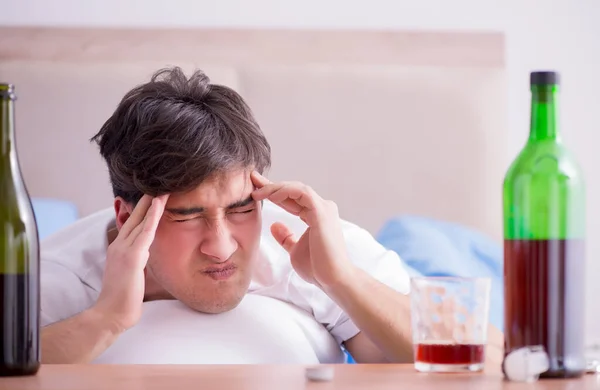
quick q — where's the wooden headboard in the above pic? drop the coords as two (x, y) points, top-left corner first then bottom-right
(0, 27), (507, 240)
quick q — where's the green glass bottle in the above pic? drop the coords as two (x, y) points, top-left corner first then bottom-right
(0, 83), (40, 376)
(502, 71), (586, 378)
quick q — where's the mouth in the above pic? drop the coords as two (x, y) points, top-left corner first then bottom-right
(203, 264), (237, 281)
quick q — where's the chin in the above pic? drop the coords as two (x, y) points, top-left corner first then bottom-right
(184, 294), (245, 314)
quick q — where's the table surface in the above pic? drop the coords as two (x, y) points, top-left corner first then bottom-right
(0, 364), (597, 390)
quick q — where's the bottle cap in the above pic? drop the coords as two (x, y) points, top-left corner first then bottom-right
(0, 83), (15, 99)
(503, 345), (549, 382)
(530, 71), (560, 86)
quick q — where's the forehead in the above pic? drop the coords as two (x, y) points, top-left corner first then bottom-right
(167, 170), (254, 209)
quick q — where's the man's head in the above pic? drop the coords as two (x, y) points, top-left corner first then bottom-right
(91, 67), (271, 314)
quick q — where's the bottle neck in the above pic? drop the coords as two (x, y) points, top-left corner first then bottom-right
(529, 85), (560, 142)
(0, 98), (15, 159)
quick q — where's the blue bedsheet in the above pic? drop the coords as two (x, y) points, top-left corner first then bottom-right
(31, 198), (79, 240)
(376, 215), (504, 331)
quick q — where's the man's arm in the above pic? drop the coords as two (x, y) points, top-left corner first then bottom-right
(41, 308), (121, 364)
(326, 267), (413, 363)
(344, 332), (391, 363)
(41, 194), (169, 364)
(250, 172), (504, 368)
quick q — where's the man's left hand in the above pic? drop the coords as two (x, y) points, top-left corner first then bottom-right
(251, 171), (355, 289)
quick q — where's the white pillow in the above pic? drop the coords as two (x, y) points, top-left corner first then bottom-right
(93, 294), (345, 364)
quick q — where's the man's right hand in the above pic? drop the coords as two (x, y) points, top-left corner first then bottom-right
(93, 194), (169, 334)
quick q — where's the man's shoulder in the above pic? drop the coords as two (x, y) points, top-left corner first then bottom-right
(41, 207), (115, 284)
(40, 207), (115, 326)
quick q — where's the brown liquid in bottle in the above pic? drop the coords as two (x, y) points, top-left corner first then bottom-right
(503, 239), (586, 378)
(0, 274), (40, 376)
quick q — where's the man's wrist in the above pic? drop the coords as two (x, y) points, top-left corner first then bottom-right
(320, 264), (363, 299)
(85, 306), (126, 337)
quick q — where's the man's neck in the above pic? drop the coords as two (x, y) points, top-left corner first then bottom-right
(143, 267), (174, 302)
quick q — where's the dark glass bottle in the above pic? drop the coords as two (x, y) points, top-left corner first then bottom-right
(0, 83), (40, 376)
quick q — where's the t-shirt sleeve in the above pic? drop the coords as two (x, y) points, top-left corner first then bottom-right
(41, 259), (98, 327)
(287, 219), (411, 345)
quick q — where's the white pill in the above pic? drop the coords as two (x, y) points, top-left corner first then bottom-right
(503, 345), (549, 382)
(586, 359), (599, 373)
(305, 366), (334, 382)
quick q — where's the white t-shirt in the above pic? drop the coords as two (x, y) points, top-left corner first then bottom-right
(41, 201), (410, 364)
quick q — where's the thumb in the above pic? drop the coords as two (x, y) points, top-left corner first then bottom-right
(270, 222), (297, 253)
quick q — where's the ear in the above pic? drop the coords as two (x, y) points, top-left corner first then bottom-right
(113, 196), (134, 231)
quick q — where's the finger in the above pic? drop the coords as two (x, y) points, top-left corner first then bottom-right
(119, 194), (153, 238)
(252, 182), (284, 201)
(254, 183), (319, 210)
(126, 196), (161, 244)
(267, 187), (303, 215)
(250, 170), (271, 189)
(127, 216), (146, 245)
(253, 183), (306, 221)
(130, 194), (169, 250)
(270, 222), (297, 253)
(277, 199), (303, 215)
(126, 196), (161, 245)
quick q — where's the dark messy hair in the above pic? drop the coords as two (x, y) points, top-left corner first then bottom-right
(91, 66), (271, 204)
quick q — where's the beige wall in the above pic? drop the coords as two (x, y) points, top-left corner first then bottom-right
(0, 28), (507, 242)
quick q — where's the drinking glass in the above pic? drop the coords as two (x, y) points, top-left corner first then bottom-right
(410, 276), (491, 373)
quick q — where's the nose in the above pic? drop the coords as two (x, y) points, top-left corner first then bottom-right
(199, 218), (238, 262)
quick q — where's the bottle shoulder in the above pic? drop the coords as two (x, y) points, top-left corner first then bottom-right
(504, 141), (584, 183)
(0, 168), (37, 223)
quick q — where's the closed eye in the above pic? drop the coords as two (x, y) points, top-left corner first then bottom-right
(229, 209), (255, 214)
(174, 209), (255, 222)
(174, 218), (197, 223)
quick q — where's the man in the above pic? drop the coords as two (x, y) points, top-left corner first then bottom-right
(40, 67), (503, 365)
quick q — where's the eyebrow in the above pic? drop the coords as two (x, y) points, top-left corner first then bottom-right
(166, 195), (255, 216)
